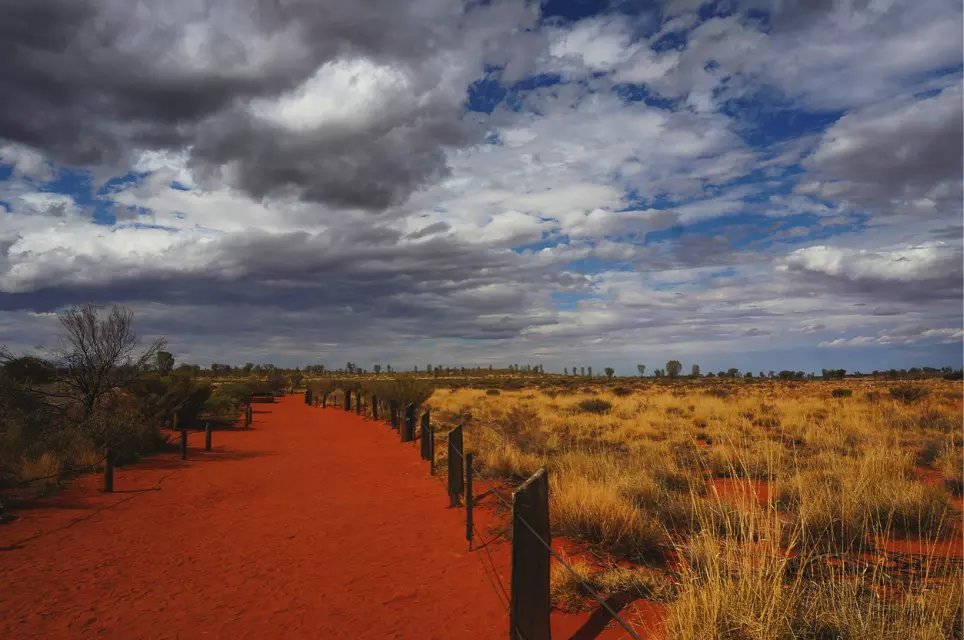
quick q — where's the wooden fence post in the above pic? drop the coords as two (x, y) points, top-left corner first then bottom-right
(466, 452), (474, 549)
(447, 425), (464, 507)
(420, 410), (432, 460)
(246, 404), (252, 428)
(510, 467), (551, 640)
(355, 391), (362, 415)
(429, 425), (435, 474)
(390, 402), (399, 430)
(371, 395), (379, 420)
(343, 389), (352, 411)
(204, 422), (212, 451)
(401, 404), (415, 442)
(305, 389), (312, 405)
(103, 447), (114, 493)
(180, 429), (188, 460)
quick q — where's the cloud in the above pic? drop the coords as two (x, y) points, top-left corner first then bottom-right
(0, 0), (538, 209)
(799, 84), (963, 218)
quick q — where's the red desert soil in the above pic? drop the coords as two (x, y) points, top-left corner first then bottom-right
(0, 396), (646, 639)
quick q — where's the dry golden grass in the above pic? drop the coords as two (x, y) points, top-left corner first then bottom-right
(428, 378), (964, 637)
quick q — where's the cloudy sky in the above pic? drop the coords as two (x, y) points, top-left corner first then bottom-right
(0, 0), (961, 374)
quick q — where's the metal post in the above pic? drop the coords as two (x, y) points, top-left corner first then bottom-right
(510, 468), (551, 640)
(204, 422), (212, 451)
(180, 429), (188, 460)
(103, 447), (114, 493)
(466, 452), (474, 549)
(447, 425), (464, 507)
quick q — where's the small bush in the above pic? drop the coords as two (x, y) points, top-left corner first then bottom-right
(831, 388), (852, 398)
(612, 386), (633, 397)
(577, 398), (612, 414)
(889, 385), (929, 403)
(485, 389), (501, 396)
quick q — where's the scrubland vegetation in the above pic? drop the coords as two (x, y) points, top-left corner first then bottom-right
(425, 379), (963, 638)
(0, 306), (290, 497)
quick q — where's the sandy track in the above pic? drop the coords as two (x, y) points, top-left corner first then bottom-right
(0, 396), (509, 639)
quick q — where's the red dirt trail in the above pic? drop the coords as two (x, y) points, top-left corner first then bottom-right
(0, 396), (645, 639)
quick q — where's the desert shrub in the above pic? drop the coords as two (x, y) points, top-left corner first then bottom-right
(551, 476), (666, 559)
(612, 386), (633, 397)
(936, 445), (963, 494)
(889, 385), (929, 403)
(831, 388), (853, 398)
(19, 452), (63, 492)
(485, 388), (500, 396)
(577, 398), (612, 414)
(493, 405), (546, 452)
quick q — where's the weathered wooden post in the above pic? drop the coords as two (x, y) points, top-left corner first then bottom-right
(420, 410), (432, 460)
(510, 468), (551, 640)
(355, 391), (362, 415)
(428, 425), (435, 475)
(180, 429), (188, 460)
(204, 422), (212, 451)
(321, 394), (327, 409)
(371, 395), (379, 420)
(401, 404), (415, 442)
(304, 388), (312, 405)
(466, 452), (474, 549)
(246, 404), (252, 428)
(103, 447), (114, 493)
(447, 425), (464, 507)
(343, 389), (352, 411)
(390, 402), (400, 430)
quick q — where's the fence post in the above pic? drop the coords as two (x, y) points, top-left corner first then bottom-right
(401, 404), (415, 442)
(103, 447), (114, 493)
(343, 389), (352, 411)
(204, 422), (212, 451)
(510, 467), (551, 640)
(372, 395), (379, 420)
(305, 388), (312, 405)
(466, 452), (474, 550)
(420, 410), (432, 460)
(447, 425), (464, 507)
(429, 425), (435, 474)
(390, 402), (399, 430)
(180, 429), (188, 460)
(355, 391), (362, 415)
(246, 404), (252, 428)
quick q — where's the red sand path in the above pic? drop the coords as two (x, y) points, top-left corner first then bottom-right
(2, 396), (512, 639)
(0, 396), (647, 639)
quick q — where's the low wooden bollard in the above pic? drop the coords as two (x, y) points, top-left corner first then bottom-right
(355, 392), (362, 415)
(390, 402), (399, 430)
(103, 447), (114, 493)
(371, 395), (379, 420)
(204, 422), (212, 451)
(428, 425), (435, 475)
(466, 452), (474, 549)
(180, 429), (188, 460)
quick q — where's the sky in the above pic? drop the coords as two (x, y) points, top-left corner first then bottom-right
(0, 0), (961, 375)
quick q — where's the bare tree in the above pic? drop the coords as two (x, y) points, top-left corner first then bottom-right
(55, 305), (165, 420)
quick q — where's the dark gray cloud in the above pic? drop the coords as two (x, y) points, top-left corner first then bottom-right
(0, 0), (536, 209)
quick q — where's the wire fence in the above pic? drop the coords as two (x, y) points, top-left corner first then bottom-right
(313, 389), (643, 640)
